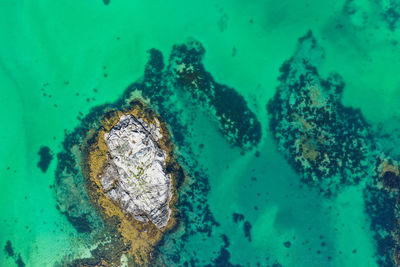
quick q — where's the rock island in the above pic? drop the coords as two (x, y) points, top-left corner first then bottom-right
(78, 100), (182, 265)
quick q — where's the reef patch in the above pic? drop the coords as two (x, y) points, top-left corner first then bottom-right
(267, 31), (374, 195)
(167, 41), (262, 150)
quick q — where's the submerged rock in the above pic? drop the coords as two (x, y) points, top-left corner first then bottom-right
(267, 31), (375, 195)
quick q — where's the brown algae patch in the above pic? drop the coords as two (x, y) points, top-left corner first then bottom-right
(80, 100), (183, 265)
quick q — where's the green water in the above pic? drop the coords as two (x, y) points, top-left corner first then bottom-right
(1, 0), (400, 266)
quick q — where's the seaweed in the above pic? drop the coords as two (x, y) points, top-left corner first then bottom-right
(63, 213), (92, 233)
(243, 221), (252, 242)
(232, 213), (244, 223)
(267, 31), (375, 195)
(3, 241), (25, 267)
(4, 240), (14, 257)
(37, 146), (53, 173)
(168, 41), (262, 150)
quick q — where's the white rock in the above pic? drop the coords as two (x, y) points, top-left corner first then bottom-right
(101, 114), (172, 228)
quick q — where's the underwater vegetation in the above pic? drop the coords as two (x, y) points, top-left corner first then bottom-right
(3, 240), (25, 267)
(168, 42), (262, 150)
(267, 31), (375, 196)
(37, 146), (53, 173)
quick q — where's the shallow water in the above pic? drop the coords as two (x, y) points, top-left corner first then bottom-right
(1, 0), (400, 266)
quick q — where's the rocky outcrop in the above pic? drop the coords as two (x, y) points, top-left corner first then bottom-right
(55, 99), (184, 266)
(101, 114), (172, 228)
(78, 100), (183, 265)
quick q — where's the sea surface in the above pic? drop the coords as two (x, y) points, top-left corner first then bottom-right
(1, 0), (400, 266)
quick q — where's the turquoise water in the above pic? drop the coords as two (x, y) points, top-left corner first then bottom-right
(2, 0), (400, 266)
